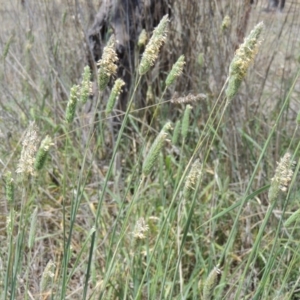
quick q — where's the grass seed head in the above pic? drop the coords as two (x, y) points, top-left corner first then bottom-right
(16, 122), (39, 176)
(142, 121), (172, 176)
(97, 35), (118, 91)
(138, 29), (148, 47)
(221, 15), (231, 31)
(105, 78), (125, 116)
(170, 93), (207, 104)
(203, 266), (222, 300)
(225, 21), (264, 100)
(5, 171), (14, 205)
(40, 259), (55, 296)
(181, 104), (192, 139)
(171, 120), (181, 145)
(133, 217), (149, 240)
(268, 152), (294, 202)
(139, 15), (169, 75)
(34, 135), (54, 171)
(65, 84), (79, 124)
(165, 55), (185, 87)
(183, 159), (202, 200)
(80, 66), (91, 104)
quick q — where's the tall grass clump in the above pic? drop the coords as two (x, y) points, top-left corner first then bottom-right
(1, 1), (300, 299)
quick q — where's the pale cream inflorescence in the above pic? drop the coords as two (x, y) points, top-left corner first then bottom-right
(225, 22), (264, 100)
(183, 159), (202, 200)
(97, 35), (118, 91)
(106, 78), (125, 116)
(40, 259), (56, 295)
(202, 266), (222, 300)
(133, 217), (149, 240)
(268, 152), (294, 202)
(16, 122), (39, 176)
(170, 93), (207, 104)
(139, 15), (169, 75)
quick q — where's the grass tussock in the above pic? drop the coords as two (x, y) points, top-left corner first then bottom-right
(1, 0), (300, 299)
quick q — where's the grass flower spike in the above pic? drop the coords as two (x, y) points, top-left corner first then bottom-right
(172, 120), (181, 145)
(221, 15), (231, 31)
(5, 171), (14, 205)
(139, 15), (169, 75)
(203, 266), (222, 300)
(225, 21), (264, 100)
(34, 135), (54, 171)
(80, 66), (91, 104)
(97, 35), (118, 91)
(268, 152), (294, 203)
(65, 85), (79, 124)
(183, 159), (202, 200)
(181, 104), (192, 139)
(138, 29), (148, 47)
(133, 217), (149, 240)
(165, 55), (185, 87)
(106, 78), (125, 116)
(16, 122), (39, 176)
(170, 93), (207, 104)
(142, 121), (172, 176)
(40, 260), (55, 297)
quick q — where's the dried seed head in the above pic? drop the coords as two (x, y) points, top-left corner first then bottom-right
(5, 171), (14, 205)
(80, 66), (91, 104)
(225, 22), (264, 100)
(181, 104), (192, 139)
(16, 122), (39, 176)
(203, 266), (222, 300)
(133, 217), (149, 240)
(268, 152), (294, 202)
(165, 55), (185, 87)
(97, 35), (118, 91)
(105, 78), (125, 116)
(138, 29), (148, 47)
(139, 15), (169, 75)
(170, 93), (207, 104)
(142, 121), (172, 176)
(183, 159), (202, 200)
(34, 135), (54, 171)
(65, 84), (79, 124)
